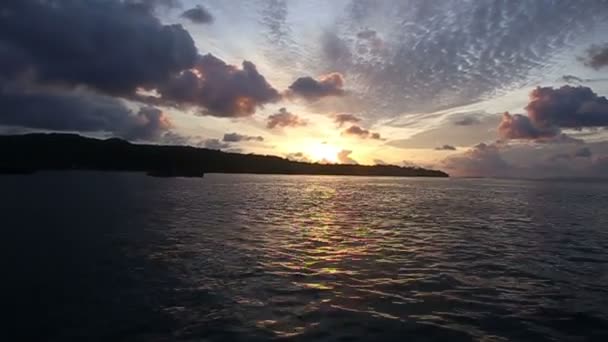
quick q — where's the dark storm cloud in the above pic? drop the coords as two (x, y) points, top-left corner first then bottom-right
(181, 5), (214, 24)
(0, 0), (198, 96)
(337, 150), (357, 164)
(341, 125), (382, 140)
(435, 145), (456, 151)
(580, 43), (608, 70)
(334, 113), (361, 126)
(287, 73), (346, 100)
(266, 108), (307, 129)
(498, 86), (608, 140)
(158, 54), (281, 117)
(222, 133), (264, 142)
(0, 84), (171, 141)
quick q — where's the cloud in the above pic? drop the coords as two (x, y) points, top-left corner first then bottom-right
(437, 139), (608, 178)
(373, 159), (388, 165)
(561, 75), (585, 84)
(527, 86), (608, 128)
(222, 132), (263, 142)
(286, 152), (311, 163)
(181, 5), (214, 24)
(498, 112), (556, 140)
(266, 108), (307, 129)
(580, 43), (608, 70)
(0, 1), (283, 125)
(402, 160), (419, 168)
(535, 133), (585, 145)
(161, 131), (194, 146)
(0, 0), (198, 96)
(202, 138), (230, 150)
(440, 143), (512, 177)
(337, 149), (357, 164)
(389, 113), (500, 149)
(453, 116), (481, 126)
(125, 0), (181, 11)
(435, 144), (457, 151)
(321, 31), (352, 66)
(341, 125), (382, 140)
(157, 54), (281, 117)
(591, 155), (608, 174)
(560, 75), (608, 84)
(355, 29), (385, 55)
(575, 147), (593, 158)
(547, 147), (593, 163)
(0, 83), (171, 141)
(356, 29), (377, 40)
(334, 113), (361, 127)
(312, 0), (608, 118)
(260, 0), (292, 48)
(287, 73), (346, 100)
(498, 86), (608, 140)
(124, 107), (173, 141)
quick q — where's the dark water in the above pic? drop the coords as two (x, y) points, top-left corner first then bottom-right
(3, 172), (608, 341)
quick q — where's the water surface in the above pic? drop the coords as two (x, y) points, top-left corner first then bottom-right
(3, 172), (608, 341)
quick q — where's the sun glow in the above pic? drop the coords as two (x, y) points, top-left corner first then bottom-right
(306, 142), (341, 163)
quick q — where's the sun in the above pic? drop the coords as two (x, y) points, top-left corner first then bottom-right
(306, 142), (340, 163)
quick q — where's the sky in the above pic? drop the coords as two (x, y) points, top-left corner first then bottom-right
(2, 0), (608, 178)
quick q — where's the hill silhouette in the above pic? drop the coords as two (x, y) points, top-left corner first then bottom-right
(0, 133), (449, 177)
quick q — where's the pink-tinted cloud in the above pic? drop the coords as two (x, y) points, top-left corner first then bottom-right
(334, 113), (361, 127)
(287, 73), (345, 100)
(342, 125), (382, 140)
(337, 149), (357, 164)
(498, 86), (608, 140)
(266, 108), (307, 129)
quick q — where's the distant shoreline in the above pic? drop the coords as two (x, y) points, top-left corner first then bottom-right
(0, 169), (453, 179)
(0, 133), (449, 178)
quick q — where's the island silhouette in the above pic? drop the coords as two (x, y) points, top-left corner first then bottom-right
(0, 133), (449, 178)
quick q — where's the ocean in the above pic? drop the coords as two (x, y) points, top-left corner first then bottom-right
(3, 172), (608, 341)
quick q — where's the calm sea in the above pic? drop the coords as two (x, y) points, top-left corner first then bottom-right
(3, 172), (608, 341)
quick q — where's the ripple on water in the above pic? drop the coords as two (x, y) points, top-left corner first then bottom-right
(3, 173), (608, 341)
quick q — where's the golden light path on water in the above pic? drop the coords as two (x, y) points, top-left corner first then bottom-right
(252, 182), (413, 337)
